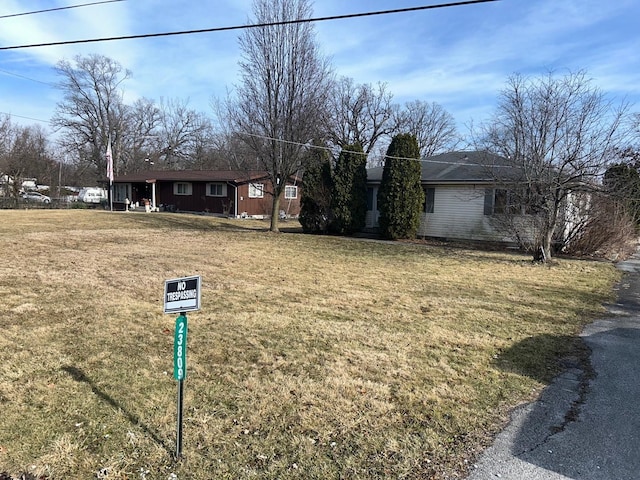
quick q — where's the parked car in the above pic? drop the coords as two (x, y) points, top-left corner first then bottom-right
(20, 191), (51, 203)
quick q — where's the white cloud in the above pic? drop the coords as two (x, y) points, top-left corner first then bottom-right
(1, 0), (638, 131)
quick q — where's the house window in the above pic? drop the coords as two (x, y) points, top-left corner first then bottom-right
(494, 189), (508, 214)
(484, 188), (522, 215)
(249, 183), (264, 198)
(424, 187), (435, 213)
(485, 188), (503, 215)
(174, 182), (192, 196)
(284, 185), (298, 199)
(207, 183), (226, 197)
(114, 183), (131, 203)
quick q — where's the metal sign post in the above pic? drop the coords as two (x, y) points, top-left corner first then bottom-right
(174, 313), (188, 459)
(164, 276), (201, 460)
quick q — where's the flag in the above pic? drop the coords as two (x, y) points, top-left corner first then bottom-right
(106, 136), (114, 183)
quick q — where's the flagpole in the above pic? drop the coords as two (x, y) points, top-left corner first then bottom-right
(106, 133), (114, 212)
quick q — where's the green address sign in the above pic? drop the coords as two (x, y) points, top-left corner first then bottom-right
(173, 314), (188, 380)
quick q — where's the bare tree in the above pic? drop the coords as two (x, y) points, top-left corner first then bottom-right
(0, 115), (24, 199)
(52, 54), (131, 183)
(211, 99), (271, 170)
(224, 0), (333, 232)
(0, 116), (53, 199)
(118, 97), (161, 174)
(189, 119), (218, 170)
(396, 100), (459, 157)
(328, 77), (397, 156)
(154, 98), (212, 170)
(478, 71), (631, 262)
(200, 118), (261, 170)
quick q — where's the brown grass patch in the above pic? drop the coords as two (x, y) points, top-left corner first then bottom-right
(0, 210), (619, 479)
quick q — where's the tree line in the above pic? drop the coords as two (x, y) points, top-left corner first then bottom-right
(1, 0), (639, 261)
(1, 2), (460, 226)
(299, 67), (640, 262)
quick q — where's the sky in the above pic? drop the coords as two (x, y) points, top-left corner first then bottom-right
(0, 0), (639, 137)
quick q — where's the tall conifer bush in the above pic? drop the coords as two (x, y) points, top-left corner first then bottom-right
(299, 148), (333, 233)
(377, 133), (424, 239)
(330, 143), (368, 235)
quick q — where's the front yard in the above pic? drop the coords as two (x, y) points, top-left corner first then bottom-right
(0, 210), (619, 479)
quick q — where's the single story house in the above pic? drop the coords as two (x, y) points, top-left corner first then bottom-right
(366, 151), (531, 243)
(111, 170), (301, 218)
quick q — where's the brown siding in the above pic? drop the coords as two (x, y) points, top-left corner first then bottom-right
(236, 182), (301, 217)
(158, 182), (234, 214)
(114, 176), (300, 217)
(237, 183), (270, 217)
(281, 183), (301, 216)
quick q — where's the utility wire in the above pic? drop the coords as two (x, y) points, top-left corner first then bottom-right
(0, 0), (126, 20)
(0, 67), (54, 86)
(0, 111), (50, 123)
(0, 0), (499, 51)
(0, 110), (510, 167)
(239, 131), (514, 166)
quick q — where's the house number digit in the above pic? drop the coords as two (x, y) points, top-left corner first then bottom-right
(173, 316), (188, 380)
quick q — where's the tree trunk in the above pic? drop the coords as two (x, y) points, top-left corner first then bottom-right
(535, 212), (557, 263)
(534, 228), (554, 263)
(270, 194), (281, 233)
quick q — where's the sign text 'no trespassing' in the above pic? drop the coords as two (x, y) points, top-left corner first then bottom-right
(164, 275), (201, 314)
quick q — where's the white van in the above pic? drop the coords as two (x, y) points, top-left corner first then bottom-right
(77, 187), (107, 203)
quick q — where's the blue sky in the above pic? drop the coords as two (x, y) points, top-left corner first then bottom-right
(1, 0), (639, 135)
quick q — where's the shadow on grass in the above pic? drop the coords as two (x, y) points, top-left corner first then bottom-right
(493, 334), (590, 384)
(123, 212), (306, 233)
(61, 365), (173, 456)
(125, 213), (262, 232)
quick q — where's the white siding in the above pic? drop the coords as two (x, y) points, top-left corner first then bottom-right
(417, 186), (506, 241)
(365, 184), (537, 243)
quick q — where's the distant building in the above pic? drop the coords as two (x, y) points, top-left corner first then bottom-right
(366, 151), (540, 244)
(112, 170), (301, 218)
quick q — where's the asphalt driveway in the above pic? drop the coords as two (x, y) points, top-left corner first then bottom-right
(466, 255), (640, 480)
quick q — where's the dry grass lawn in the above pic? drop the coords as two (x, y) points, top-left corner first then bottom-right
(0, 210), (619, 479)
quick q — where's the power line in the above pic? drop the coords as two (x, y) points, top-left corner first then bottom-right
(0, 67), (54, 86)
(238, 131), (512, 166)
(0, 111), (50, 124)
(0, 0), (499, 51)
(0, 0), (126, 20)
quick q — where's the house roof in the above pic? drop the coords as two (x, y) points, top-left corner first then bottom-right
(367, 151), (516, 184)
(113, 170), (269, 184)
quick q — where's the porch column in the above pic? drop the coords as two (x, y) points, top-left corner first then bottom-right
(151, 181), (157, 210)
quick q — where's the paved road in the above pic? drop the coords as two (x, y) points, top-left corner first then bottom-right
(466, 255), (640, 480)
